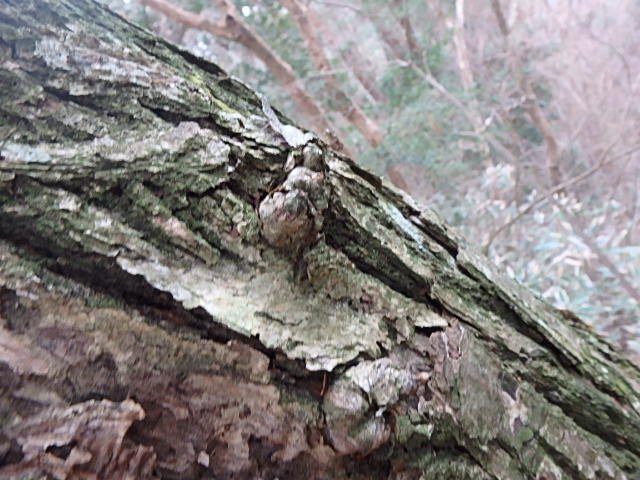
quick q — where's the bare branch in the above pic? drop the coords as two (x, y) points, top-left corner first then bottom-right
(408, 62), (518, 164)
(483, 144), (640, 253)
(136, 0), (346, 148)
(279, 0), (383, 147)
(138, 0), (228, 37)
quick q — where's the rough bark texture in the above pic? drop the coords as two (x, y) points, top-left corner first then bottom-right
(1, 1), (640, 479)
(138, 0), (347, 150)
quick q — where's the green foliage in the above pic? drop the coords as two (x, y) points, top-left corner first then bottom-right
(425, 38), (448, 74)
(244, 1), (315, 80)
(451, 166), (640, 349)
(380, 65), (422, 107)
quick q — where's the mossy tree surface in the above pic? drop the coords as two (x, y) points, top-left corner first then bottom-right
(0, 1), (639, 479)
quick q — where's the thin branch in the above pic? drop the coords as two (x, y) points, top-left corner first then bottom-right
(554, 198), (640, 306)
(308, 0), (362, 14)
(407, 62), (518, 164)
(136, 0), (348, 149)
(482, 144), (640, 253)
(137, 0), (228, 36)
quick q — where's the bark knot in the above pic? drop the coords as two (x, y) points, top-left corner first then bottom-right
(258, 166), (328, 251)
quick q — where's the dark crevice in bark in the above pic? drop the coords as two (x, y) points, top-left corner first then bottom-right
(0, 287), (27, 332)
(20, 174), (101, 201)
(0, 436), (23, 468)
(0, 229), (331, 399)
(491, 437), (533, 479)
(137, 36), (226, 79)
(347, 160), (460, 257)
(455, 263), (573, 364)
(534, 380), (640, 459)
(138, 100), (252, 146)
(325, 205), (435, 308)
(343, 158), (384, 190)
(535, 433), (594, 480)
(0, 225), (241, 339)
(414, 325), (446, 336)
(412, 214), (460, 256)
(224, 178), (264, 210)
(140, 103), (198, 126)
(131, 38), (263, 120)
(45, 441), (77, 461)
(41, 86), (104, 117)
(453, 443), (500, 480)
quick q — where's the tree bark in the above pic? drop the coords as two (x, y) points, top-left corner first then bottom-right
(137, 0), (349, 151)
(1, 1), (640, 480)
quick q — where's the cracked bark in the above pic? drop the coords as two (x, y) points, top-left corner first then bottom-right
(0, 1), (639, 479)
(138, 0), (349, 152)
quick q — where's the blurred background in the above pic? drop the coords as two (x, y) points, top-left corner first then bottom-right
(103, 0), (640, 360)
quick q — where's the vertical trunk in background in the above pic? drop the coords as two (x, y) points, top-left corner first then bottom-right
(364, 6), (412, 62)
(390, 0), (424, 66)
(449, 0), (490, 159)
(278, 0), (384, 148)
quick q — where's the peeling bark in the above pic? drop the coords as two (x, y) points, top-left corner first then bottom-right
(1, 1), (640, 479)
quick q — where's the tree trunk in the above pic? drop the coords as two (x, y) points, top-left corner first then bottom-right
(0, 1), (639, 480)
(137, 0), (350, 152)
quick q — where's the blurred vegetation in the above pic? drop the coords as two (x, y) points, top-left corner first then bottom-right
(104, 0), (640, 359)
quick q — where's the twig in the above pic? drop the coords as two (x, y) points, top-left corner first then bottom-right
(308, 0), (362, 14)
(554, 198), (640, 306)
(407, 61), (519, 164)
(482, 144), (640, 253)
